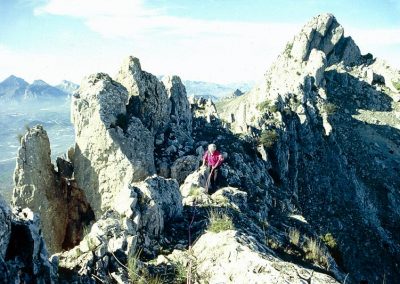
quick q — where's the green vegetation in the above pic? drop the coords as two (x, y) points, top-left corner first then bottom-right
(288, 228), (300, 246)
(258, 129), (279, 149)
(392, 80), (400, 91)
(207, 209), (234, 233)
(256, 99), (278, 113)
(321, 233), (337, 249)
(128, 250), (143, 283)
(284, 42), (293, 58)
(188, 186), (202, 197)
(172, 260), (187, 283)
(304, 238), (329, 268)
(323, 102), (338, 114)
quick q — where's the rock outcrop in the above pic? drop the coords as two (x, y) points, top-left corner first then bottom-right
(0, 194), (57, 283)
(12, 126), (95, 253)
(163, 75), (193, 142)
(12, 125), (68, 253)
(115, 56), (171, 134)
(217, 13), (400, 283)
(192, 230), (339, 284)
(56, 175), (182, 282)
(72, 73), (156, 217)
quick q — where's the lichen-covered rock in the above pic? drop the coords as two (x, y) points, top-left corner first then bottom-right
(72, 73), (155, 217)
(12, 125), (68, 253)
(192, 230), (340, 284)
(115, 56), (171, 134)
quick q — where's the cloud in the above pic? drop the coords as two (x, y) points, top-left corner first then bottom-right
(9, 0), (400, 84)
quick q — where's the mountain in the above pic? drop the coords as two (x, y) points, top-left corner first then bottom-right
(55, 80), (79, 94)
(23, 79), (68, 100)
(0, 75), (29, 100)
(217, 13), (400, 283)
(183, 79), (253, 100)
(1, 13), (400, 284)
(0, 76), (78, 101)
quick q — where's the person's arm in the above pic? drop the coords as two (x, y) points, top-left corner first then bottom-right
(213, 153), (224, 169)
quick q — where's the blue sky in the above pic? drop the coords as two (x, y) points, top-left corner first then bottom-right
(0, 0), (399, 85)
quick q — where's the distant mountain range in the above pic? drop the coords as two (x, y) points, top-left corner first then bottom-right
(0, 75), (79, 101)
(158, 76), (254, 100)
(1, 75), (254, 102)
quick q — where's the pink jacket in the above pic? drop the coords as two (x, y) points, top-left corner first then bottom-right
(203, 150), (224, 168)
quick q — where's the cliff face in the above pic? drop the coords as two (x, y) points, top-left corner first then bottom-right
(218, 13), (400, 283)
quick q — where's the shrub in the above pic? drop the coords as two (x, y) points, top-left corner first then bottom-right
(392, 80), (400, 91)
(288, 228), (300, 246)
(172, 260), (187, 283)
(128, 250), (143, 283)
(321, 233), (337, 249)
(207, 209), (234, 233)
(188, 186), (202, 197)
(284, 42), (293, 58)
(256, 99), (278, 113)
(323, 102), (337, 114)
(259, 130), (278, 149)
(304, 238), (329, 267)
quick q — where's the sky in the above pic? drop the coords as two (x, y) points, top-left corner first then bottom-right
(0, 0), (399, 85)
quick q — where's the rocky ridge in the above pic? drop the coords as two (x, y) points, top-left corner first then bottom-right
(0, 12), (399, 284)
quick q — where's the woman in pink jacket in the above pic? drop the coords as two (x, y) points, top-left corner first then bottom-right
(202, 143), (224, 193)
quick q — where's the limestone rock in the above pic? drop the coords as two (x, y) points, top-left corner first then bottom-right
(170, 155), (199, 184)
(210, 187), (248, 211)
(162, 75), (193, 142)
(192, 230), (340, 284)
(179, 166), (209, 198)
(132, 175), (183, 237)
(290, 13), (344, 62)
(72, 73), (155, 217)
(0, 195), (11, 258)
(115, 56), (171, 134)
(12, 125), (68, 254)
(0, 203), (57, 283)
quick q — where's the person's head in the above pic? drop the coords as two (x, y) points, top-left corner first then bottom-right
(208, 144), (217, 153)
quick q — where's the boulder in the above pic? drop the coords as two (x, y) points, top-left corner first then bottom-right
(179, 167), (209, 197)
(132, 175), (183, 237)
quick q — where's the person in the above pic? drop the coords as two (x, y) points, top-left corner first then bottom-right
(202, 144), (224, 194)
